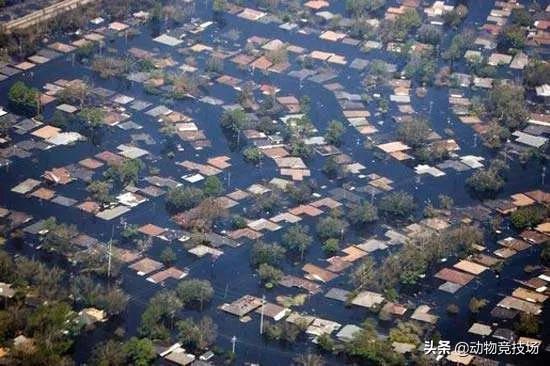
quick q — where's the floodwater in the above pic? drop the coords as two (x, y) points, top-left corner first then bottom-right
(0, 0), (549, 365)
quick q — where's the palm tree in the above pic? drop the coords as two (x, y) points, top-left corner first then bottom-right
(293, 353), (325, 366)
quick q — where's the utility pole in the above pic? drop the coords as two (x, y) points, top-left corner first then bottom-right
(231, 336), (237, 353)
(260, 295), (266, 335)
(107, 225), (114, 281)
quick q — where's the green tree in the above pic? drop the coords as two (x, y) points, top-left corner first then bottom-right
(221, 108), (249, 133)
(466, 162), (507, 195)
(166, 186), (204, 213)
(316, 216), (348, 240)
(499, 26), (526, 49)
(257, 263), (283, 285)
(514, 313), (539, 336)
(379, 191), (415, 218)
(250, 241), (286, 267)
(282, 224), (313, 261)
(104, 159), (143, 186)
(243, 146), (262, 163)
(443, 4), (468, 27)
(351, 257), (376, 291)
(510, 205), (547, 229)
(177, 316), (217, 350)
(349, 202), (378, 226)
(324, 120), (345, 145)
(322, 238), (340, 255)
(176, 279), (214, 309)
(122, 338), (155, 366)
(87, 180), (112, 204)
(160, 247), (177, 265)
(468, 297), (488, 314)
(203, 175), (223, 196)
(8, 81), (39, 113)
(397, 117), (431, 147)
(486, 84), (528, 130)
(90, 340), (127, 366)
(78, 107), (105, 128)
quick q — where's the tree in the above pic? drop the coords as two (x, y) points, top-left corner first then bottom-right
(58, 80), (90, 109)
(443, 4), (468, 28)
(514, 313), (539, 336)
(293, 353), (326, 366)
(468, 297), (488, 314)
(322, 238), (339, 255)
(438, 194), (454, 210)
(349, 202), (378, 226)
(379, 191), (415, 218)
(541, 242), (550, 266)
(177, 316), (217, 350)
(282, 224), (313, 261)
(98, 288), (129, 316)
(139, 290), (182, 340)
(417, 24), (442, 45)
(286, 182), (313, 204)
(351, 257), (376, 291)
(486, 84), (528, 130)
(466, 161), (507, 195)
(87, 180), (112, 204)
(8, 81), (39, 113)
(78, 107), (105, 128)
(221, 108), (249, 133)
(90, 340), (127, 366)
(346, 0), (386, 17)
(160, 247), (177, 265)
(524, 60), (550, 87)
(510, 205), (547, 229)
(316, 216), (347, 240)
(250, 241), (285, 267)
(243, 146), (262, 163)
(176, 279), (214, 309)
(324, 120), (345, 145)
(104, 159), (143, 186)
(442, 30), (476, 62)
(322, 156), (343, 179)
(203, 175), (223, 196)
(499, 26), (526, 50)
(123, 337), (155, 366)
(91, 56), (128, 78)
(511, 8), (532, 27)
(166, 186), (204, 213)
(257, 263), (283, 285)
(317, 333), (335, 352)
(397, 117), (431, 147)
(346, 319), (405, 364)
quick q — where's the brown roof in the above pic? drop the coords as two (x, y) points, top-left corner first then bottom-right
(79, 158), (104, 170)
(138, 224), (165, 236)
(129, 257), (163, 275)
(78, 201), (101, 214)
(31, 125), (61, 139)
(289, 205), (323, 217)
(519, 230), (549, 244)
(43, 167), (72, 184)
(30, 187), (55, 200)
(250, 56), (273, 70)
(95, 151), (125, 166)
(228, 228), (262, 240)
(302, 264), (338, 283)
(525, 190), (550, 204)
(147, 267), (187, 283)
(434, 268), (475, 285)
